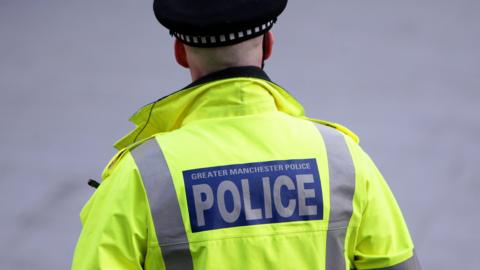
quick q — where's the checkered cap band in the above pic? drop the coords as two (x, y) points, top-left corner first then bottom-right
(172, 20), (275, 47)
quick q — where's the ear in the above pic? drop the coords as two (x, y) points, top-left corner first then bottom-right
(263, 32), (275, 60)
(174, 39), (189, 68)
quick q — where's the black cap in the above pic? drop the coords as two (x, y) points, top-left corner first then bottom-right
(153, 0), (288, 47)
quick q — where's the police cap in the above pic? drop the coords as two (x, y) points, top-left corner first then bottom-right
(153, 0), (288, 47)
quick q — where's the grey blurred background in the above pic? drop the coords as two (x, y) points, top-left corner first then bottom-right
(1, 0), (479, 269)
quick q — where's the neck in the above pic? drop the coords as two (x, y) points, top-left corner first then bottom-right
(189, 63), (262, 81)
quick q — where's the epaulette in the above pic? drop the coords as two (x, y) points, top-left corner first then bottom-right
(303, 117), (360, 144)
(101, 135), (158, 180)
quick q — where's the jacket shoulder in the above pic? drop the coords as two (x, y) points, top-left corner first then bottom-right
(102, 135), (160, 180)
(304, 117), (360, 144)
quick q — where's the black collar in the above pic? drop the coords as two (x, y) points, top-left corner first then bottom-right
(183, 66), (271, 89)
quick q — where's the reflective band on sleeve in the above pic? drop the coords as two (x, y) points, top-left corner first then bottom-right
(315, 124), (356, 270)
(376, 253), (421, 270)
(131, 139), (194, 270)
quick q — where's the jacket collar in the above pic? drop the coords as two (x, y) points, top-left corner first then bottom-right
(114, 66), (305, 150)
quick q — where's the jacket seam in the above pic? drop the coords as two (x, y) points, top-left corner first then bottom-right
(156, 227), (348, 247)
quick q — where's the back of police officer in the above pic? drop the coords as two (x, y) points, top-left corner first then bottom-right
(72, 1), (420, 269)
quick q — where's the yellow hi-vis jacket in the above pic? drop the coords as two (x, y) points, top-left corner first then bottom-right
(72, 67), (419, 270)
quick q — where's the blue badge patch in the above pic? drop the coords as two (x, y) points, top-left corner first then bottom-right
(183, 159), (323, 233)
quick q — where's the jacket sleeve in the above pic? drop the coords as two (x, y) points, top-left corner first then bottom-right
(71, 152), (151, 270)
(352, 149), (420, 270)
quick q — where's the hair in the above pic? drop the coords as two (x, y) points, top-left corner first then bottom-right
(184, 35), (264, 75)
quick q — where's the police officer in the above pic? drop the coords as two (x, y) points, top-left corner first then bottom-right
(72, 1), (420, 269)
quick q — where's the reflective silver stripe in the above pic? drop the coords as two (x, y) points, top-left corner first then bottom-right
(315, 124), (356, 270)
(131, 139), (193, 270)
(376, 253), (421, 270)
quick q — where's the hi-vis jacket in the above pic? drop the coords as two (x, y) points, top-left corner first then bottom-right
(72, 67), (420, 270)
